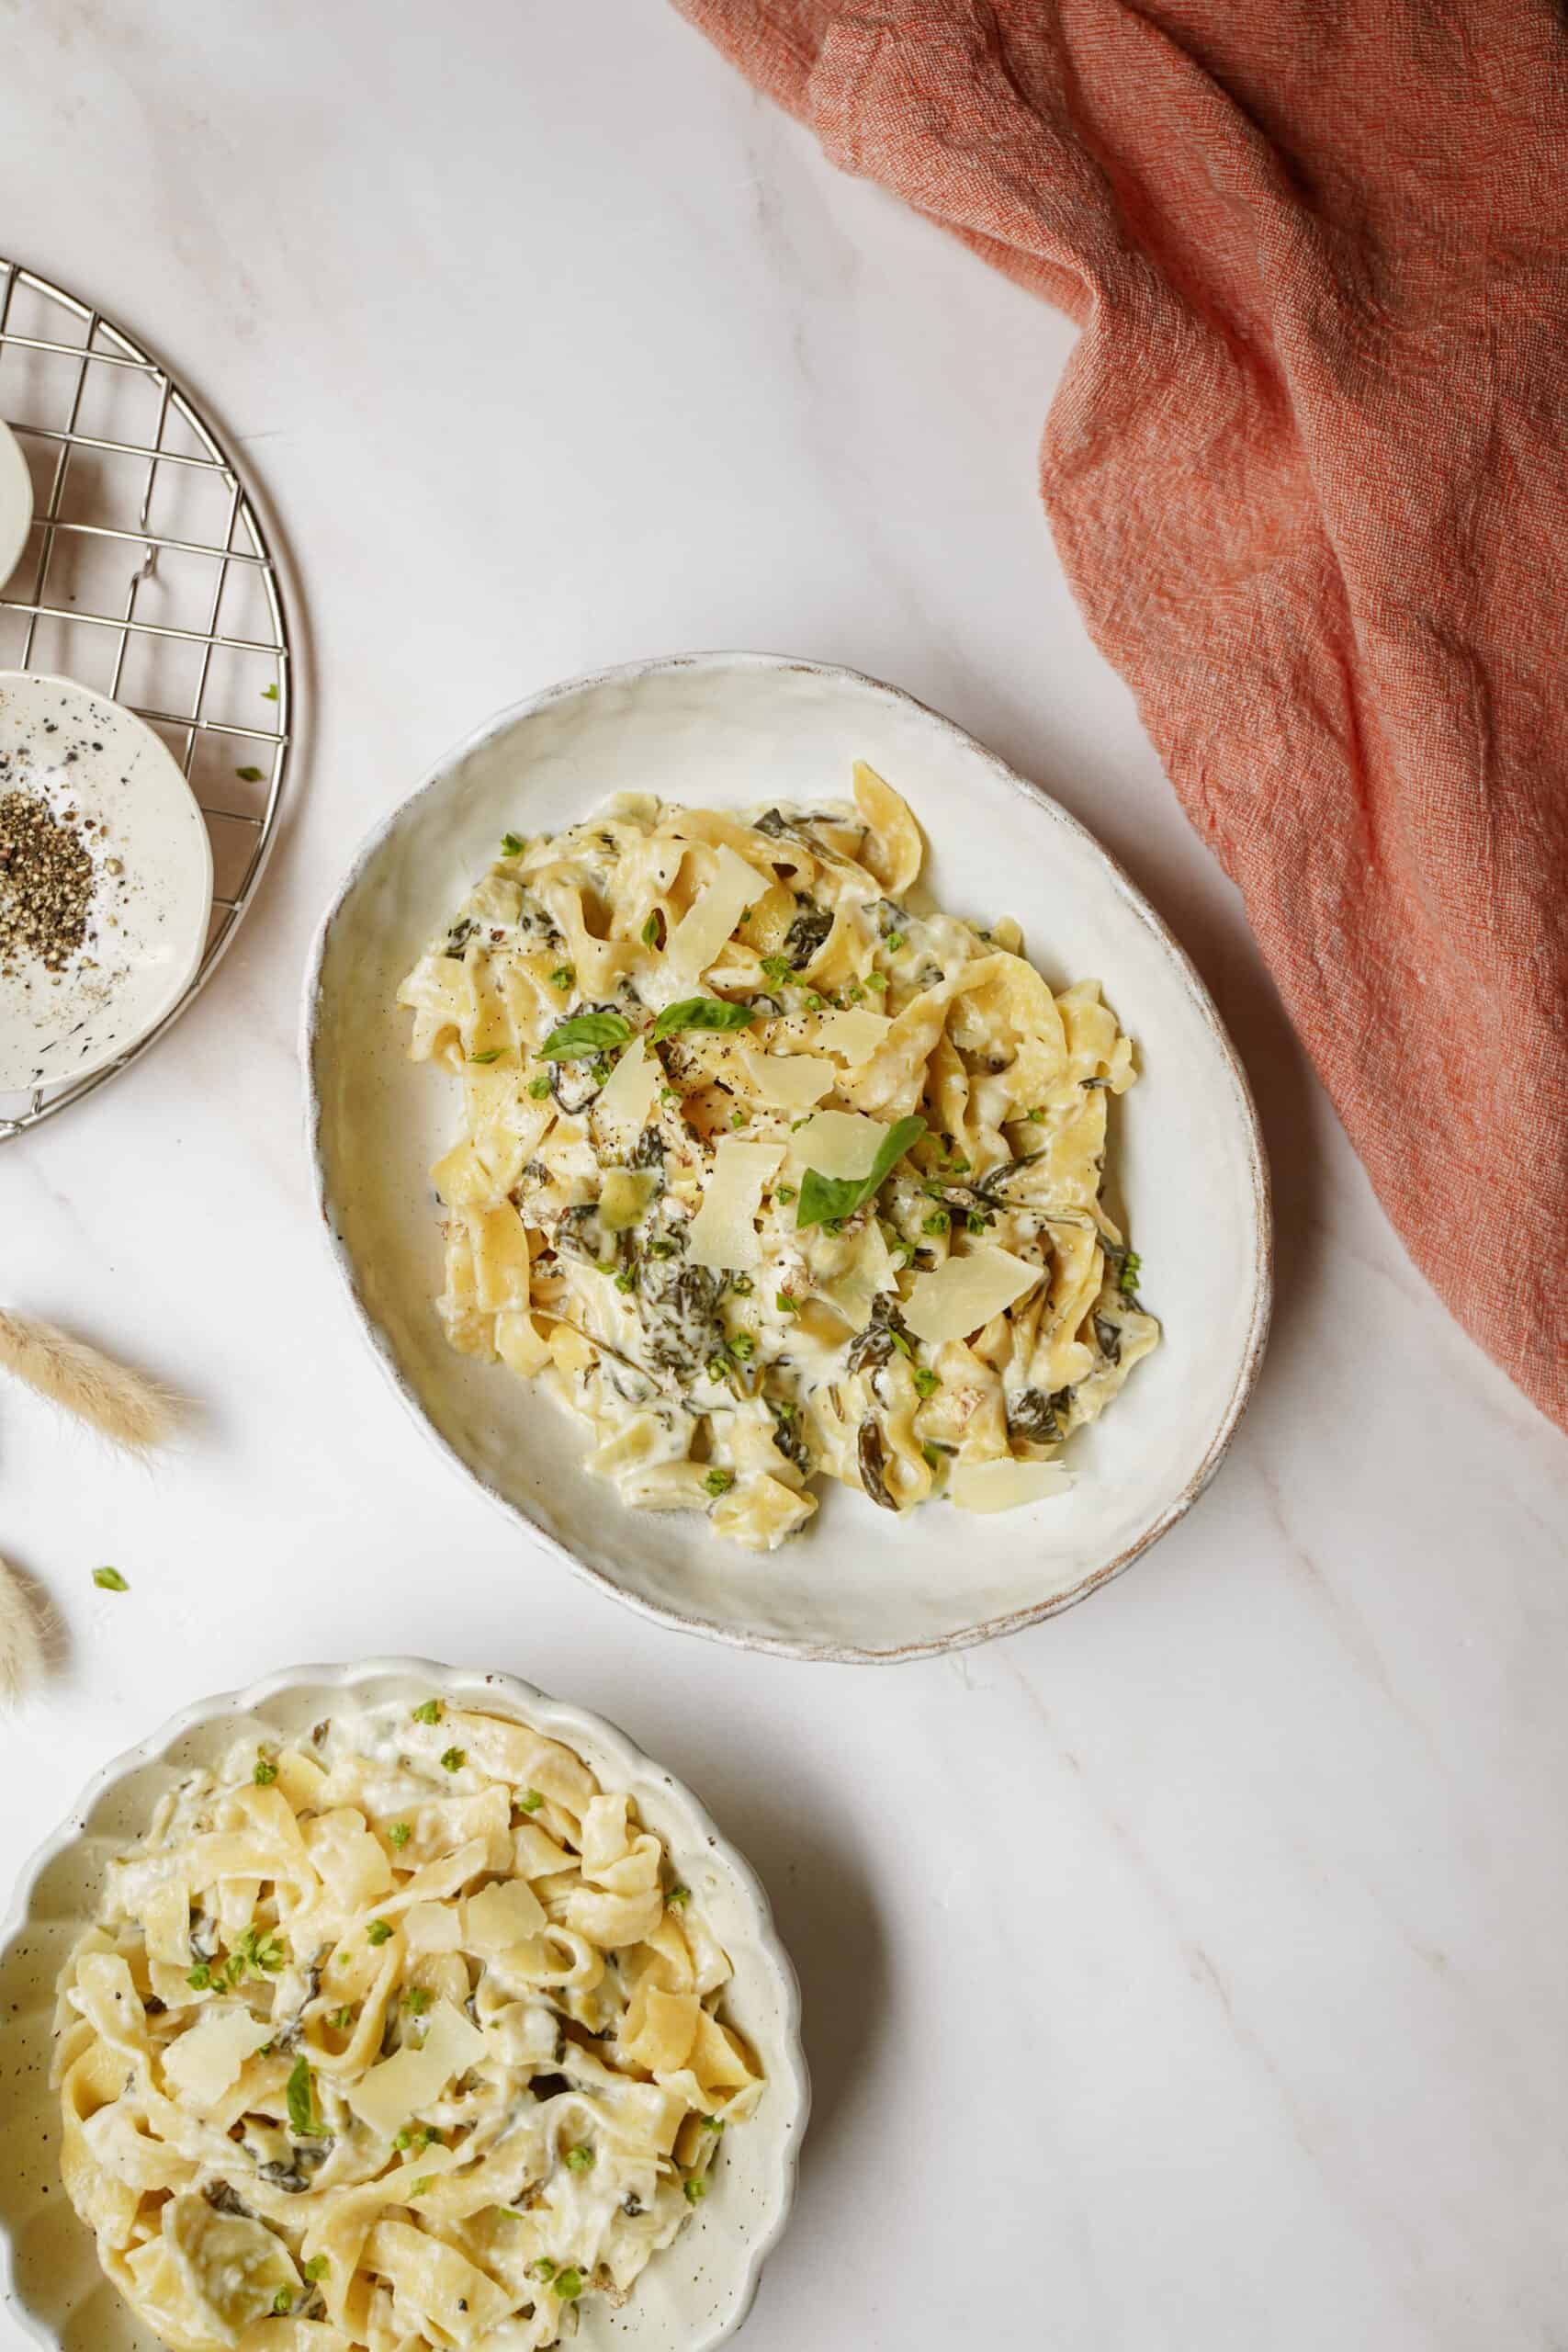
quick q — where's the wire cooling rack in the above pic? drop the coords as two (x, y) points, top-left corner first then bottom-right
(0, 257), (293, 1137)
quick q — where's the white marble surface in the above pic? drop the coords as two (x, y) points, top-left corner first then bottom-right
(2, 5), (1566, 2347)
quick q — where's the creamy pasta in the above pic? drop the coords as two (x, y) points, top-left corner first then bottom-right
(53, 1700), (761, 2352)
(398, 766), (1158, 1552)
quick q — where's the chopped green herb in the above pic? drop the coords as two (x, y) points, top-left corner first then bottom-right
(501, 831), (525, 855)
(186, 1962), (212, 1990)
(848, 982), (864, 1001)
(704, 1468), (734, 1498)
(549, 965), (574, 990)
(948, 1155), (972, 1175)
(261, 682), (279, 700)
(796, 1114), (925, 1233)
(1119, 1250), (1143, 1296)
(650, 996), (756, 1042)
(367, 1920), (392, 1946)
(516, 1789), (544, 1814)
(303, 2255), (328, 2282)
(866, 971), (887, 990)
(683, 2177), (706, 2204)
(92, 1566), (129, 1592)
(641, 910), (662, 948)
(529, 2259), (558, 2285)
(539, 1011), (633, 1061)
(554, 2267), (584, 2301)
(728, 1109), (746, 1129)
(1027, 1105), (1045, 1123)
(613, 1268), (637, 1294)
(667, 1883), (691, 1907)
(775, 1182), (797, 1204)
(331, 2007), (354, 2031)
(405, 1987), (432, 2015)
(728, 1333), (754, 1361)
(730, 1273), (753, 1295)
(253, 1751), (278, 1786)
(705, 1357), (728, 1384)
(388, 1821), (412, 1849)
(660, 1085), (679, 1103)
(469, 1047), (502, 1064)
(964, 1210), (989, 1235)
(776, 1290), (797, 1314)
(701, 2113), (725, 2132)
(885, 929), (906, 952)
(412, 1699), (444, 1724)
(922, 1208), (950, 1235)
(565, 2143), (594, 2173)
(888, 1328), (912, 1359)
(913, 1365), (938, 1398)
(273, 2288), (294, 2317)
(408, 2175), (434, 2197)
(592, 1056), (614, 1084)
(920, 1442), (943, 1472)
(759, 954), (794, 986)
(235, 764), (265, 783)
(286, 2054), (329, 2140)
(803, 991), (825, 1012)
(439, 1746), (466, 1773)
(527, 1074), (551, 1098)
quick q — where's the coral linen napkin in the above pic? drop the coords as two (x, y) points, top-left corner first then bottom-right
(671, 0), (1568, 1431)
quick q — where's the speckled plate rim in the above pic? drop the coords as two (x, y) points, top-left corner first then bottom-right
(302, 651), (1273, 1665)
(0, 1655), (808, 2352)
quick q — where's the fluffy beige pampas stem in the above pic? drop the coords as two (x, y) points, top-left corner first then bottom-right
(0, 1308), (179, 1451)
(0, 1555), (48, 1701)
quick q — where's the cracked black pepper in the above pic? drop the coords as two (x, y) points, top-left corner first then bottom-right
(0, 790), (95, 975)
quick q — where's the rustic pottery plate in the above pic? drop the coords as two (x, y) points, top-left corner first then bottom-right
(306, 654), (1269, 1662)
(0, 1657), (807, 2352)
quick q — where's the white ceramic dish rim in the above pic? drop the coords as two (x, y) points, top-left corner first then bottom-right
(0, 670), (215, 1092)
(0, 1654), (809, 2352)
(302, 650), (1273, 1665)
(0, 419), (33, 586)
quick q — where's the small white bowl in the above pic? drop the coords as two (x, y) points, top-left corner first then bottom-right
(306, 653), (1270, 1662)
(0, 673), (213, 1094)
(0, 420), (33, 587)
(0, 1657), (807, 2352)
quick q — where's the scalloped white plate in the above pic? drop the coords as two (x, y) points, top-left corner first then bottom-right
(0, 673), (213, 1093)
(306, 653), (1270, 1662)
(0, 1658), (807, 2352)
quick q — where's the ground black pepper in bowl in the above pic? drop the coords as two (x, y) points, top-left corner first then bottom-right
(0, 790), (94, 976)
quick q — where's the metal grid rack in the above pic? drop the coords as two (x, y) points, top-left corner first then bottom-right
(0, 256), (294, 1136)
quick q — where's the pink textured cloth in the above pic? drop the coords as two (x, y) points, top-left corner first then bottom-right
(672, 0), (1568, 1430)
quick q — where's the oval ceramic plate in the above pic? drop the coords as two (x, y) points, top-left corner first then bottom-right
(0, 673), (213, 1093)
(306, 654), (1270, 1661)
(0, 419), (32, 587)
(0, 1657), (807, 2352)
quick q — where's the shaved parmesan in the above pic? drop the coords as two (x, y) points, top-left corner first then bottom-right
(465, 1877), (546, 1952)
(162, 2007), (273, 2107)
(346, 1998), (486, 2139)
(816, 1007), (891, 1064)
(951, 1458), (1075, 1513)
(902, 1246), (1043, 1344)
(403, 1900), (462, 1954)
(739, 1047), (833, 1110)
(785, 1109), (889, 1182)
(600, 1167), (655, 1231)
(687, 1139), (784, 1271)
(592, 1035), (658, 1148)
(663, 845), (767, 983)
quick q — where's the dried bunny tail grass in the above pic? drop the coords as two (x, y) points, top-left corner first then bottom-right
(0, 1308), (180, 1451)
(0, 1555), (50, 1702)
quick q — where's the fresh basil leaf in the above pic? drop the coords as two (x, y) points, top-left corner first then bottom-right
(650, 997), (757, 1042)
(539, 1012), (633, 1061)
(795, 1115), (925, 1231)
(287, 2054), (329, 2139)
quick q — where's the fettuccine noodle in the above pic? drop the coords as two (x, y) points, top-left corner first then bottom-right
(398, 766), (1158, 1551)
